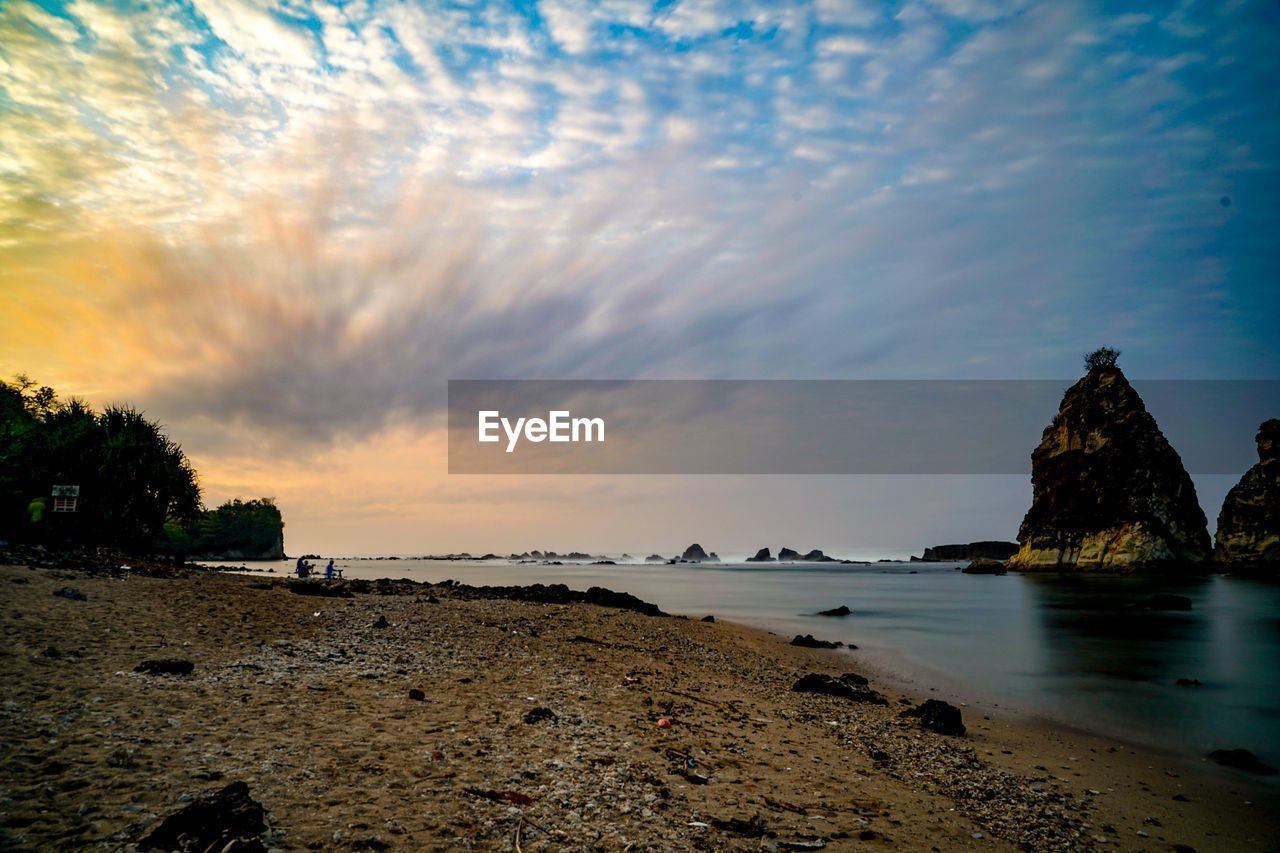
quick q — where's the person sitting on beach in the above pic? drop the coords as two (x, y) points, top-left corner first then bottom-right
(324, 559), (335, 579)
(296, 557), (309, 578)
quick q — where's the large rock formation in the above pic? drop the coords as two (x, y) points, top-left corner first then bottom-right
(1213, 419), (1280, 568)
(916, 541), (1019, 562)
(1009, 365), (1210, 572)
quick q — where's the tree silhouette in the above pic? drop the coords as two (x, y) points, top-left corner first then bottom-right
(1084, 346), (1121, 371)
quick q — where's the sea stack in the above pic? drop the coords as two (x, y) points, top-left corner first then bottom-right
(1009, 354), (1210, 572)
(1213, 419), (1280, 569)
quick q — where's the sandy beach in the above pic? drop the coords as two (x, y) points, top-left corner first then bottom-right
(2, 561), (1277, 852)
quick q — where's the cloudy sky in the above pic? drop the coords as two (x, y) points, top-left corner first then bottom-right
(2, 0), (1277, 557)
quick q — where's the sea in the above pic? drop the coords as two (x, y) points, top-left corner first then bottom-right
(215, 556), (1280, 769)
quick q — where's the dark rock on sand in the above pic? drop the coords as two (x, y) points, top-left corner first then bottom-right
(135, 659), (195, 676)
(962, 559), (1008, 575)
(408, 688), (425, 701)
(52, 587), (86, 601)
(900, 699), (966, 736)
(701, 615), (715, 623)
(288, 580), (353, 598)
(817, 605), (852, 617)
(746, 548), (775, 562)
(919, 542), (1019, 562)
(139, 780), (268, 852)
(1009, 363), (1210, 571)
(778, 547), (801, 561)
(791, 634), (844, 649)
(524, 707), (556, 724)
(1214, 419), (1280, 570)
(791, 673), (887, 705)
(372, 615), (390, 628)
(1208, 748), (1278, 775)
(1131, 594), (1192, 611)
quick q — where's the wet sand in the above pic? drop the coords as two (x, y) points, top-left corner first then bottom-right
(1, 562), (1277, 852)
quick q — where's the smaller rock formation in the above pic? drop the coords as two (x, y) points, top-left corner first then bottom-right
(681, 543), (712, 562)
(791, 673), (887, 705)
(1213, 419), (1280, 570)
(801, 549), (835, 562)
(644, 554), (665, 562)
(139, 781), (268, 852)
(816, 605), (852, 617)
(778, 547), (801, 561)
(899, 699), (966, 736)
(961, 559), (1007, 575)
(790, 634), (844, 649)
(1208, 748), (1277, 775)
(134, 659), (195, 676)
(917, 541), (1019, 562)
(746, 548), (775, 562)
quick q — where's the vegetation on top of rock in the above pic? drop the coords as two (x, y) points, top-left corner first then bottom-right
(1083, 346), (1121, 371)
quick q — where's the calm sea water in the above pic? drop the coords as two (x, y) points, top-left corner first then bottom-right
(222, 558), (1280, 766)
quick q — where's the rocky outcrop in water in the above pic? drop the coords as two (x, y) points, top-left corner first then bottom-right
(681, 543), (715, 562)
(746, 548), (775, 562)
(915, 541), (1019, 562)
(1009, 365), (1210, 572)
(1213, 419), (1280, 570)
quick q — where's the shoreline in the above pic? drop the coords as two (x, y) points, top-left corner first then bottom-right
(2, 562), (1277, 851)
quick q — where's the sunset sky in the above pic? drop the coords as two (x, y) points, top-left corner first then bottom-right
(2, 0), (1277, 557)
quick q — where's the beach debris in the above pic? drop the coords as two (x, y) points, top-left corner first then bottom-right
(763, 796), (808, 815)
(816, 605), (851, 617)
(790, 634), (844, 649)
(664, 688), (729, 710)
(52, 587), (86, 601)
(407, 688), (425, 701)
(288, 580), (352, 598)
(623, 675), (640, 683)
(524, 706), (556, 724)
(1207, 748), (1278, 775)
(899, 699), (966, 736)
(710, 815), (766, 836)
(791, 673), (887, 705)
(138, 780), (268, 852)
(462, 787), (537, 806)
(779, 841), (827, 851)
(134, 658), (195, 676)
(655, 717), (672, 728)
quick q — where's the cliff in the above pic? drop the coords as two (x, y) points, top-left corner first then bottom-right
(1213, 419), (1280, 569)
(917, 541), (1019, 562)
(1009, 366), (1209, 572)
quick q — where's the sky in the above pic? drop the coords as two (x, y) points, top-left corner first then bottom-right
(1, 0), (1277, 557)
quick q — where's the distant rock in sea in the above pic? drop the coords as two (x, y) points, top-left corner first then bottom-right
(644, 554), (665, 562)
(801, 549), (835, 562)
(681, 543), (718, 562)
(778, 547), (800, 561)
(745, 548), (775, 562)
(1213, 419), (1280, 570)
(915, 541), (1019, 562)
(1009, 362), (1210, 572)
